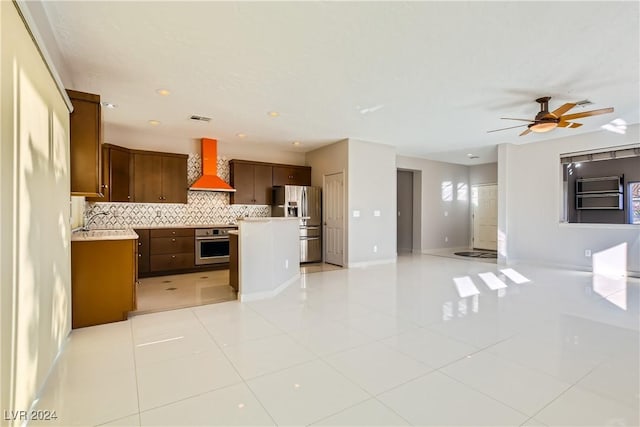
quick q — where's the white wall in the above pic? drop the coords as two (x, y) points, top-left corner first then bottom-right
(498, 125), (640, 274)
(348, 139), (397, 265)
(396, 155), (470, 250)
(1, 2), (72, 420)
(469, 162), (497, 185)
(306, 139), (349, 263)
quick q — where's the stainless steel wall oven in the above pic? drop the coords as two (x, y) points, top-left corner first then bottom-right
(195, 227), (233, 265)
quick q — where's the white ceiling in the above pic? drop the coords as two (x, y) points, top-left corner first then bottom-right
(36, 1), (639, 164)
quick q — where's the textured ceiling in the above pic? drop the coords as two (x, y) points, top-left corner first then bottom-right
(38, 1), (639, 164)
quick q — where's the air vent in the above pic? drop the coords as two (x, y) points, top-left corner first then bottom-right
(189, 115), (211, 122)
(575, 99), (593, 106)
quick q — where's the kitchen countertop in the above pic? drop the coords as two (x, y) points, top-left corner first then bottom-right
(71, 229), (139, 242)
(239, 217), (308, 223)
(132, 223), (239, 229)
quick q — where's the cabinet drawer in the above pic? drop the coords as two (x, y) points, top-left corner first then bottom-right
(150, 228), (194, 238)
(150, 236), (194, 255)
(150, 253), (194, 271)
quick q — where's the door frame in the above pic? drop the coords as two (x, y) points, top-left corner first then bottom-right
(396, 169), (415, 254)
(471, 183), (498, 250)
(322, 171), (346, 266)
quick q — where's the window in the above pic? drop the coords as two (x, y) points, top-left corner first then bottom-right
(630, 182), (640, 224)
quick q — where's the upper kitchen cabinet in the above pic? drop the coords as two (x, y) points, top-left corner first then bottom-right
(229, 160), (273, 205)
(67, 89), (103, 196)
(87, 144), (132, 202)
(272, 165), (311, 187)
(132, 151), (188, 203)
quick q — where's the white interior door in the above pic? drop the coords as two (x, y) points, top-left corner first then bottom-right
(324, 172), (345, 266)
(473, 184), (498, 250)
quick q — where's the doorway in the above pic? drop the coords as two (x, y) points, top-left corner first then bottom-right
(324, 172), (345, 266)
(397, 170), (414, 253)
(472, 184), (498, 250)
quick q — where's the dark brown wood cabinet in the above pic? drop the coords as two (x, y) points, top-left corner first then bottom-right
(88, 144), (132, 202)
(272, 165), (311, 187)
(135, 229), (150, 276)
(133, 151), (188, 203)
(229, 160), (273, 205)
(229, 232), (238, 292)
(149, 228), (195, 272)
(68, 89), (103, 196)
(71, 238), (137, 328)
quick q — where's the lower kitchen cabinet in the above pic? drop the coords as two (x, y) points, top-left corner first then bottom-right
(148, 228), (195, 273)
(135, 229), (150, 276)
(71, 238), (137, 328)
(229, 232), (238, 292)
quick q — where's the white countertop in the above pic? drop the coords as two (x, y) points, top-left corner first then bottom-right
(71, 229), (139, 241)
(239, 217), (307, 222)
(130, 223), (238, 229)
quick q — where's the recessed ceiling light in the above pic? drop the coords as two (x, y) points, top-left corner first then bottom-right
(268, 111), (280, 117)
(148, 120), (161, 126)
(236, 133), (247, 138)
(101, 102), (118, 109)
(156, 89), (171, 96)
(292, 141), (301, 146)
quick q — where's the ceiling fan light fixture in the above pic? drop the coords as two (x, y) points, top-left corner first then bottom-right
(530, 122), (557, 133)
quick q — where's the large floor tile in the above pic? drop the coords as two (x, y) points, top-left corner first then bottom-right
(202, 314), (284, 347)
(222, 334), (316, 379)
(288, 321), (374, 356)
(30, 366), (138, 426)
(140, 383), (274, 426)
(324, 341), (432, 395)
(378, 371), (529, 426)
(535, 386), (639, 427)
(440, 351), (572, 416)
(98, 414), (141, 426)
(247, 360), (369, 426)
(134, 326), (223, 366)
(381, 328), (477, 368)
(311, 398), (410, 426)
(339, 312), (419, 340)
(136, 350), (242, 411)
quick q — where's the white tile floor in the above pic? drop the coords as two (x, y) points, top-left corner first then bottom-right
(31, 254), (639, 426)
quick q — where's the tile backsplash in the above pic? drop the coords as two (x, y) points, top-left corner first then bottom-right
(85, 155), (270, 229)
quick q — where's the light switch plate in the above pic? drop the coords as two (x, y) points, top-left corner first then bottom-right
(353, 210), (360, 218)
(374, 210), (381, 217)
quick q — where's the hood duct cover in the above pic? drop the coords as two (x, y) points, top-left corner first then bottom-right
(190, 138), (236, 192)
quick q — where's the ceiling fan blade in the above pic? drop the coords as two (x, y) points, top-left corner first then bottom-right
(550, 102), (576, 117)
(487, 124), (528, 133)
(557, 121), (583, 128)
(519, 128), (532, 136)
(500, 117), (536, 122)
(560, 107), (614, 121)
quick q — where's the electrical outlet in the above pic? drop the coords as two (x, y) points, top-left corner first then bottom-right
(373, 245), (378, 253)
(285, 259), (289, 269)
(445, 236), (449, 242)
(353, 210), (360, 218)
(444, 211), (448, 217)
(156, 209), (161, 218)
(585, 249), (592, 257)
(373, 210), (381, 217)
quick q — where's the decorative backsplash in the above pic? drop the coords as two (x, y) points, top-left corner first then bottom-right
(84, 155), (271, 229)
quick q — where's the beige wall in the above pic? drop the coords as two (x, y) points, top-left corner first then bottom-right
(469, 162), (497, 186)
(1, 2), (72, 420)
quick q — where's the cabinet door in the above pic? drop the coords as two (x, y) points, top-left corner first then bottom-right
(133, 153), (162, 202)
(273, 166), (311, 186)
(86, 145), (110, 202)
(161, 155), (187, 203)
(253, 165), (273, 205)
(135, 229), (150, 276)
(230, 162), (257, 204)
(110, 148), (131, 202)
(68, 90), (103, 196)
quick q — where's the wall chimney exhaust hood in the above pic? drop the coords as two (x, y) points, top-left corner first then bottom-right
(190, 138), (236, 192)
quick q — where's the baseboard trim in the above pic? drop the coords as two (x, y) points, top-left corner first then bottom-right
(239, 273), (300, 302)
(347, 257), (397, 268)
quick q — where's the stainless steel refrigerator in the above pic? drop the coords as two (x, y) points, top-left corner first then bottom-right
(272, 185), (322, 263)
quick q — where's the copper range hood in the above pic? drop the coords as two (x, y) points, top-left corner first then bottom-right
(190, 138), (235, 192)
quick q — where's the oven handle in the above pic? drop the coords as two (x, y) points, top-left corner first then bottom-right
(196, 236), (230, 241)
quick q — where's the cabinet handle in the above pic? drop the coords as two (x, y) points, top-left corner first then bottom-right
(159, 196), (163, 200)
(171, 255), (176, 259)
(138, 254), (141, 257)
(127, 195), (131, 199)
(138, 242), (142, 246)
(172, 231), (176, 235)
(171, 238), (176, 242)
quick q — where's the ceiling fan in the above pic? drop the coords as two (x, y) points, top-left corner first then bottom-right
(488, 97), (614, 136)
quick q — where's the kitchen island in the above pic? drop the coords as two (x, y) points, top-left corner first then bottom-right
(234, 218), (300, 301)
